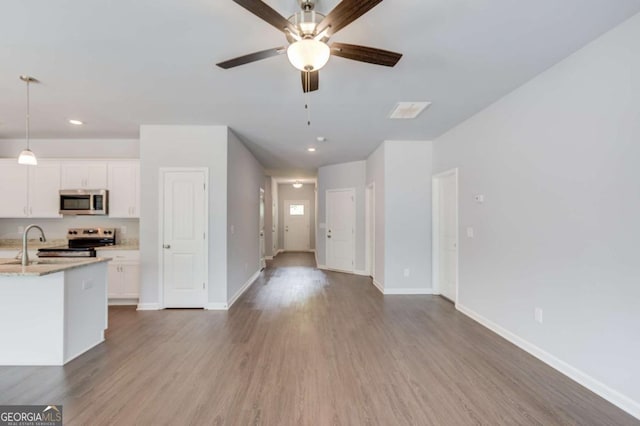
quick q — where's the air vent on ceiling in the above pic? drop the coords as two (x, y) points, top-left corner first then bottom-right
(389, 102), (431, 119)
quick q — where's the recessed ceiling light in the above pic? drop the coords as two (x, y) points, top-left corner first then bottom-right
(316, 136), (327, 142)
(68, 119), (83, 125)
(389, 102), (432, 119)
(307, 147), (316, 152)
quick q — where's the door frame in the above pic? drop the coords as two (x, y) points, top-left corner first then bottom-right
(158, 167), (209, 309)
(432, 168), (459, 304)
(260, 188), (266, 269)
(283, 199), (311, 251)
(325, 187), (356, 273)
(365, 183), (375, 278)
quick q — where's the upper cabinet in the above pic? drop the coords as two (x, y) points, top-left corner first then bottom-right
(107, 161), (140, 218)
(61, 161), (108, 189)
(0, 159), (61, 218)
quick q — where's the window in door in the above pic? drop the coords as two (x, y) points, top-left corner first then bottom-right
(289, 204), (305, 216)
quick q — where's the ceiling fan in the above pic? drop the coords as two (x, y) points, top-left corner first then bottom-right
(216, 0), (403, 93)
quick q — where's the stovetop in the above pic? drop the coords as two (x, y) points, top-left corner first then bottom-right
(37, 228), (116, 257)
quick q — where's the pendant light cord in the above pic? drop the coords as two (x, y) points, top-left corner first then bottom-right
(25, 78), (30, 150)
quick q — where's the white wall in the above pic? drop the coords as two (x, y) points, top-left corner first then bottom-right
(139, 125), (228, 307)
(278, 183), (316, 251)
(433, 13), (640, 416)
(263, 177), (273, 258)
(366, 143), (385, 286)
(226, 130), (264, 303)
(0, 139), (139, 158)
(316, 161), (366, 270)
(384, 141), (433, 293)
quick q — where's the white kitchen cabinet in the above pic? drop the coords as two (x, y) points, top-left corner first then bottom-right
(28, 161), (63, 218)
(108, 161), (140, 218)
(61, 161), (108, 189)
(0, 159), (61, 218)
(98, 250), (140, 300)
(0, 161), (28, 218)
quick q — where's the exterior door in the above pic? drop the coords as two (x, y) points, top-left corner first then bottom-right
(162, 169), (208, 308)
(284, 200), (310, 251)
(326, 189), (355, 272)
(434, 170), (458, 302)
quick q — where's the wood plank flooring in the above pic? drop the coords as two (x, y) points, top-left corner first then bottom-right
(0, 252), (637, 425)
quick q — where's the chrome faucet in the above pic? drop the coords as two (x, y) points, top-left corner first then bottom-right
(22, 224), (46, 266)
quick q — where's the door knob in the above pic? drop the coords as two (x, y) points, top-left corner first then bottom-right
(163, 244), (171, 249)
(327, 235), (331, 239)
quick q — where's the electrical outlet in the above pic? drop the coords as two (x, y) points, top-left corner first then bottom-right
(534, 307), (543, 324)
(82, 280), (94, 290)
(18, 226), (24, 235)
(403, 268), (410, 278)
(466, 227), (474, 238)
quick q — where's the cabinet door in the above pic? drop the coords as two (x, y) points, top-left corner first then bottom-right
(86, 163), (108, 188)
(28, 160), (62, 218)
(107, 262), (123, 298)
(122, 263), (140, 298)
(0, 161), (29, 218)
(108, 162), (139, 218)
(61, 163), (88, 189)
(61, 162), (107, 189)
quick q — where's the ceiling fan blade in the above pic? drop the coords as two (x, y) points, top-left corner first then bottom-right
(232, 0), (296, 33)
(330, 42), (402, 67)
(316, 0), (383, 36)
(216, 47), (286, 69)
(301, 71), (319, 93)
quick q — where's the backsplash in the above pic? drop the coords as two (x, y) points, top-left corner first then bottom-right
(0, 217), (139, 241)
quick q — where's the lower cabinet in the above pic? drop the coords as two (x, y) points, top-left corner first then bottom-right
(97, 250), (140, 301)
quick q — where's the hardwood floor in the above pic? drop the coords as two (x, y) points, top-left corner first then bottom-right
(0, 252), (636, 425)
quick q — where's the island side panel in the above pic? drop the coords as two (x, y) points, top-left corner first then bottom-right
(0, 273), (65, 365)
(64, 262), (108, 363)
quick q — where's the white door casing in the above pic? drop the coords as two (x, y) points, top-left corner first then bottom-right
(433, 169), (459, 303)
(365, 183), (375, 278)
(161, 168), (208, 308)
(260, 188), (266, 269)
(284, 200), (310, 251)
(326, 189), (355, 272)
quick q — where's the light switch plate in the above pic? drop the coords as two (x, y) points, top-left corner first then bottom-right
(466, 227), (474, 238)
(474, 194), (485, 203)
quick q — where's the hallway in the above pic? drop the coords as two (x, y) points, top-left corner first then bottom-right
(0, 252), (635, 425)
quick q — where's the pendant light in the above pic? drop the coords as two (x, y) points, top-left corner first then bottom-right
(18, 75), (39, 166)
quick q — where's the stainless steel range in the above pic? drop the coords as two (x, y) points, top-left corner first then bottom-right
(37, 227), (117, 258)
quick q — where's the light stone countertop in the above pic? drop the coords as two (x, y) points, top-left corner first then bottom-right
(0, 257), (112, 277)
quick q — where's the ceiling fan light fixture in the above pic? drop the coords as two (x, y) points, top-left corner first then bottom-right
(287, 39), (330, 71)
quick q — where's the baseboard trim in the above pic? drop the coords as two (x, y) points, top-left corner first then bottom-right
(204, 302), (228, 310)
(136, 303), (162, 311)
(109, 298), (138, 306)
(227, 270), (261, 309)
(371, 279), (384, 294)
(384, 288), (433, 295)
(265, 256), (273, 260)
(456, 304), (640, 420)
(316, 264), (356, 275)
(354, 269), (369, 276)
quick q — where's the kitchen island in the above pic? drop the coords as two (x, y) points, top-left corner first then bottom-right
(0, 258), (110, 366)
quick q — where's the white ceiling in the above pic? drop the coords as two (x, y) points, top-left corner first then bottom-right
(1, 0), (639, 174)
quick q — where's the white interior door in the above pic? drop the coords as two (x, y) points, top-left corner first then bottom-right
(326, 189), (355, 272)
(260, 189), (266, 269)
(434, 171), (458, 302)
(162, 169), (208, 308)
(284, 200), (310, 251)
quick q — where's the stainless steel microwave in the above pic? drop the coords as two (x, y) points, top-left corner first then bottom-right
(59, 189), (108, 215)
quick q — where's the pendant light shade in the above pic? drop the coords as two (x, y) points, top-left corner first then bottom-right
(18, 75), (38, 166)
(287, 39), (330, 71)
(18, 149), (37, 165)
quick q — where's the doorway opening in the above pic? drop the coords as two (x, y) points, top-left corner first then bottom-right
(432, 168), (459, 304)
